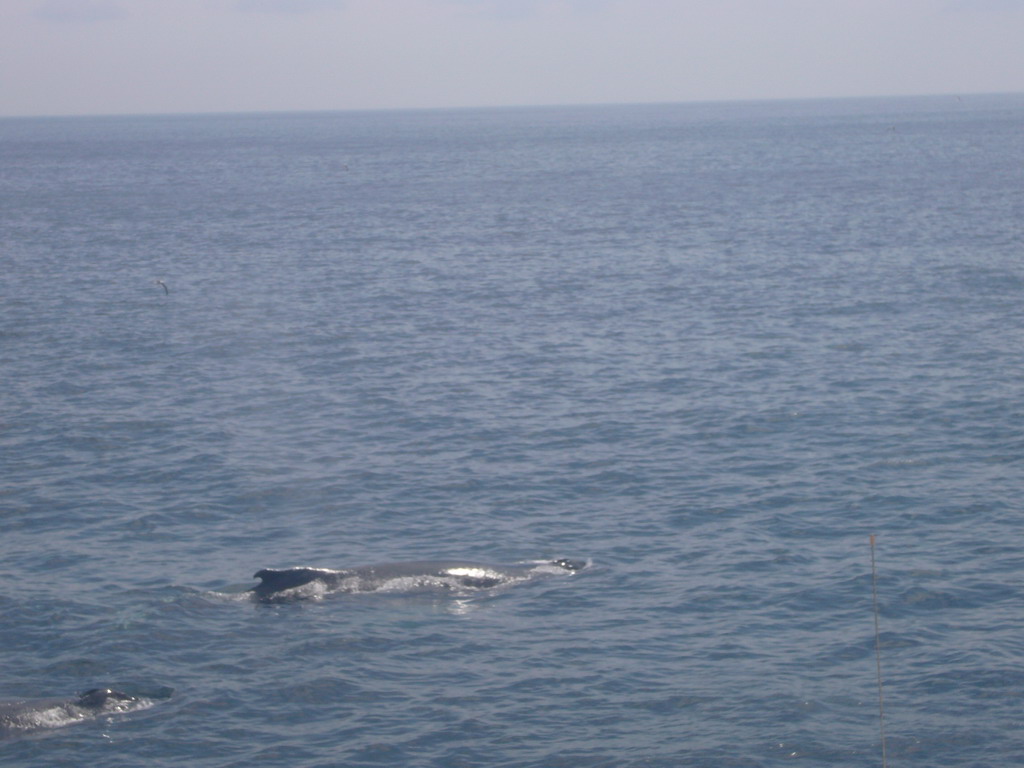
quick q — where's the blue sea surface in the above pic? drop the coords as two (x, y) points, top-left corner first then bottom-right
(2, 94), (1023, 766)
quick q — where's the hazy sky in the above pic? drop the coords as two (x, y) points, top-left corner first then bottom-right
(3, 0), (1023, 116)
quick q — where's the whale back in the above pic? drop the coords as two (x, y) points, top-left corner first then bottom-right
(250, 559), (586, 601)
(0, 689), (147, 735)
(552, 558), (586, 571)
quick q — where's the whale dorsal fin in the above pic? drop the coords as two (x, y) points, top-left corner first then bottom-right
(252, 567), (335, 597)
(77, 689), (136, 709)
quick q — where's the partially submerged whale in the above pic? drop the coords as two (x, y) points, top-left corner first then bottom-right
(250, 558), (586, 601)
(0, 688), (145, 735)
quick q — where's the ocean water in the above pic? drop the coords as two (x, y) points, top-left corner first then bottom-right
(2, 93), (1023, 766)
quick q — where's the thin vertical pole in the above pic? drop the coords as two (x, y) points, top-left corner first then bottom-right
(870, 534), (888, 768)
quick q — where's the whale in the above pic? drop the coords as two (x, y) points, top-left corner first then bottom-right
(0, 689), (143, 736)
(250, 558), (586, 601)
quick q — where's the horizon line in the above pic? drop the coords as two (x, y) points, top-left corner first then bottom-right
(2, 89), (1020, 122)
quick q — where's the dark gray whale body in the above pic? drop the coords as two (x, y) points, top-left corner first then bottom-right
(0, 689), (141, 735)
(251, 559), (586, 601)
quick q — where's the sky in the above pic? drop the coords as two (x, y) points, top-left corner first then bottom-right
(2, 0), (1023, 117)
